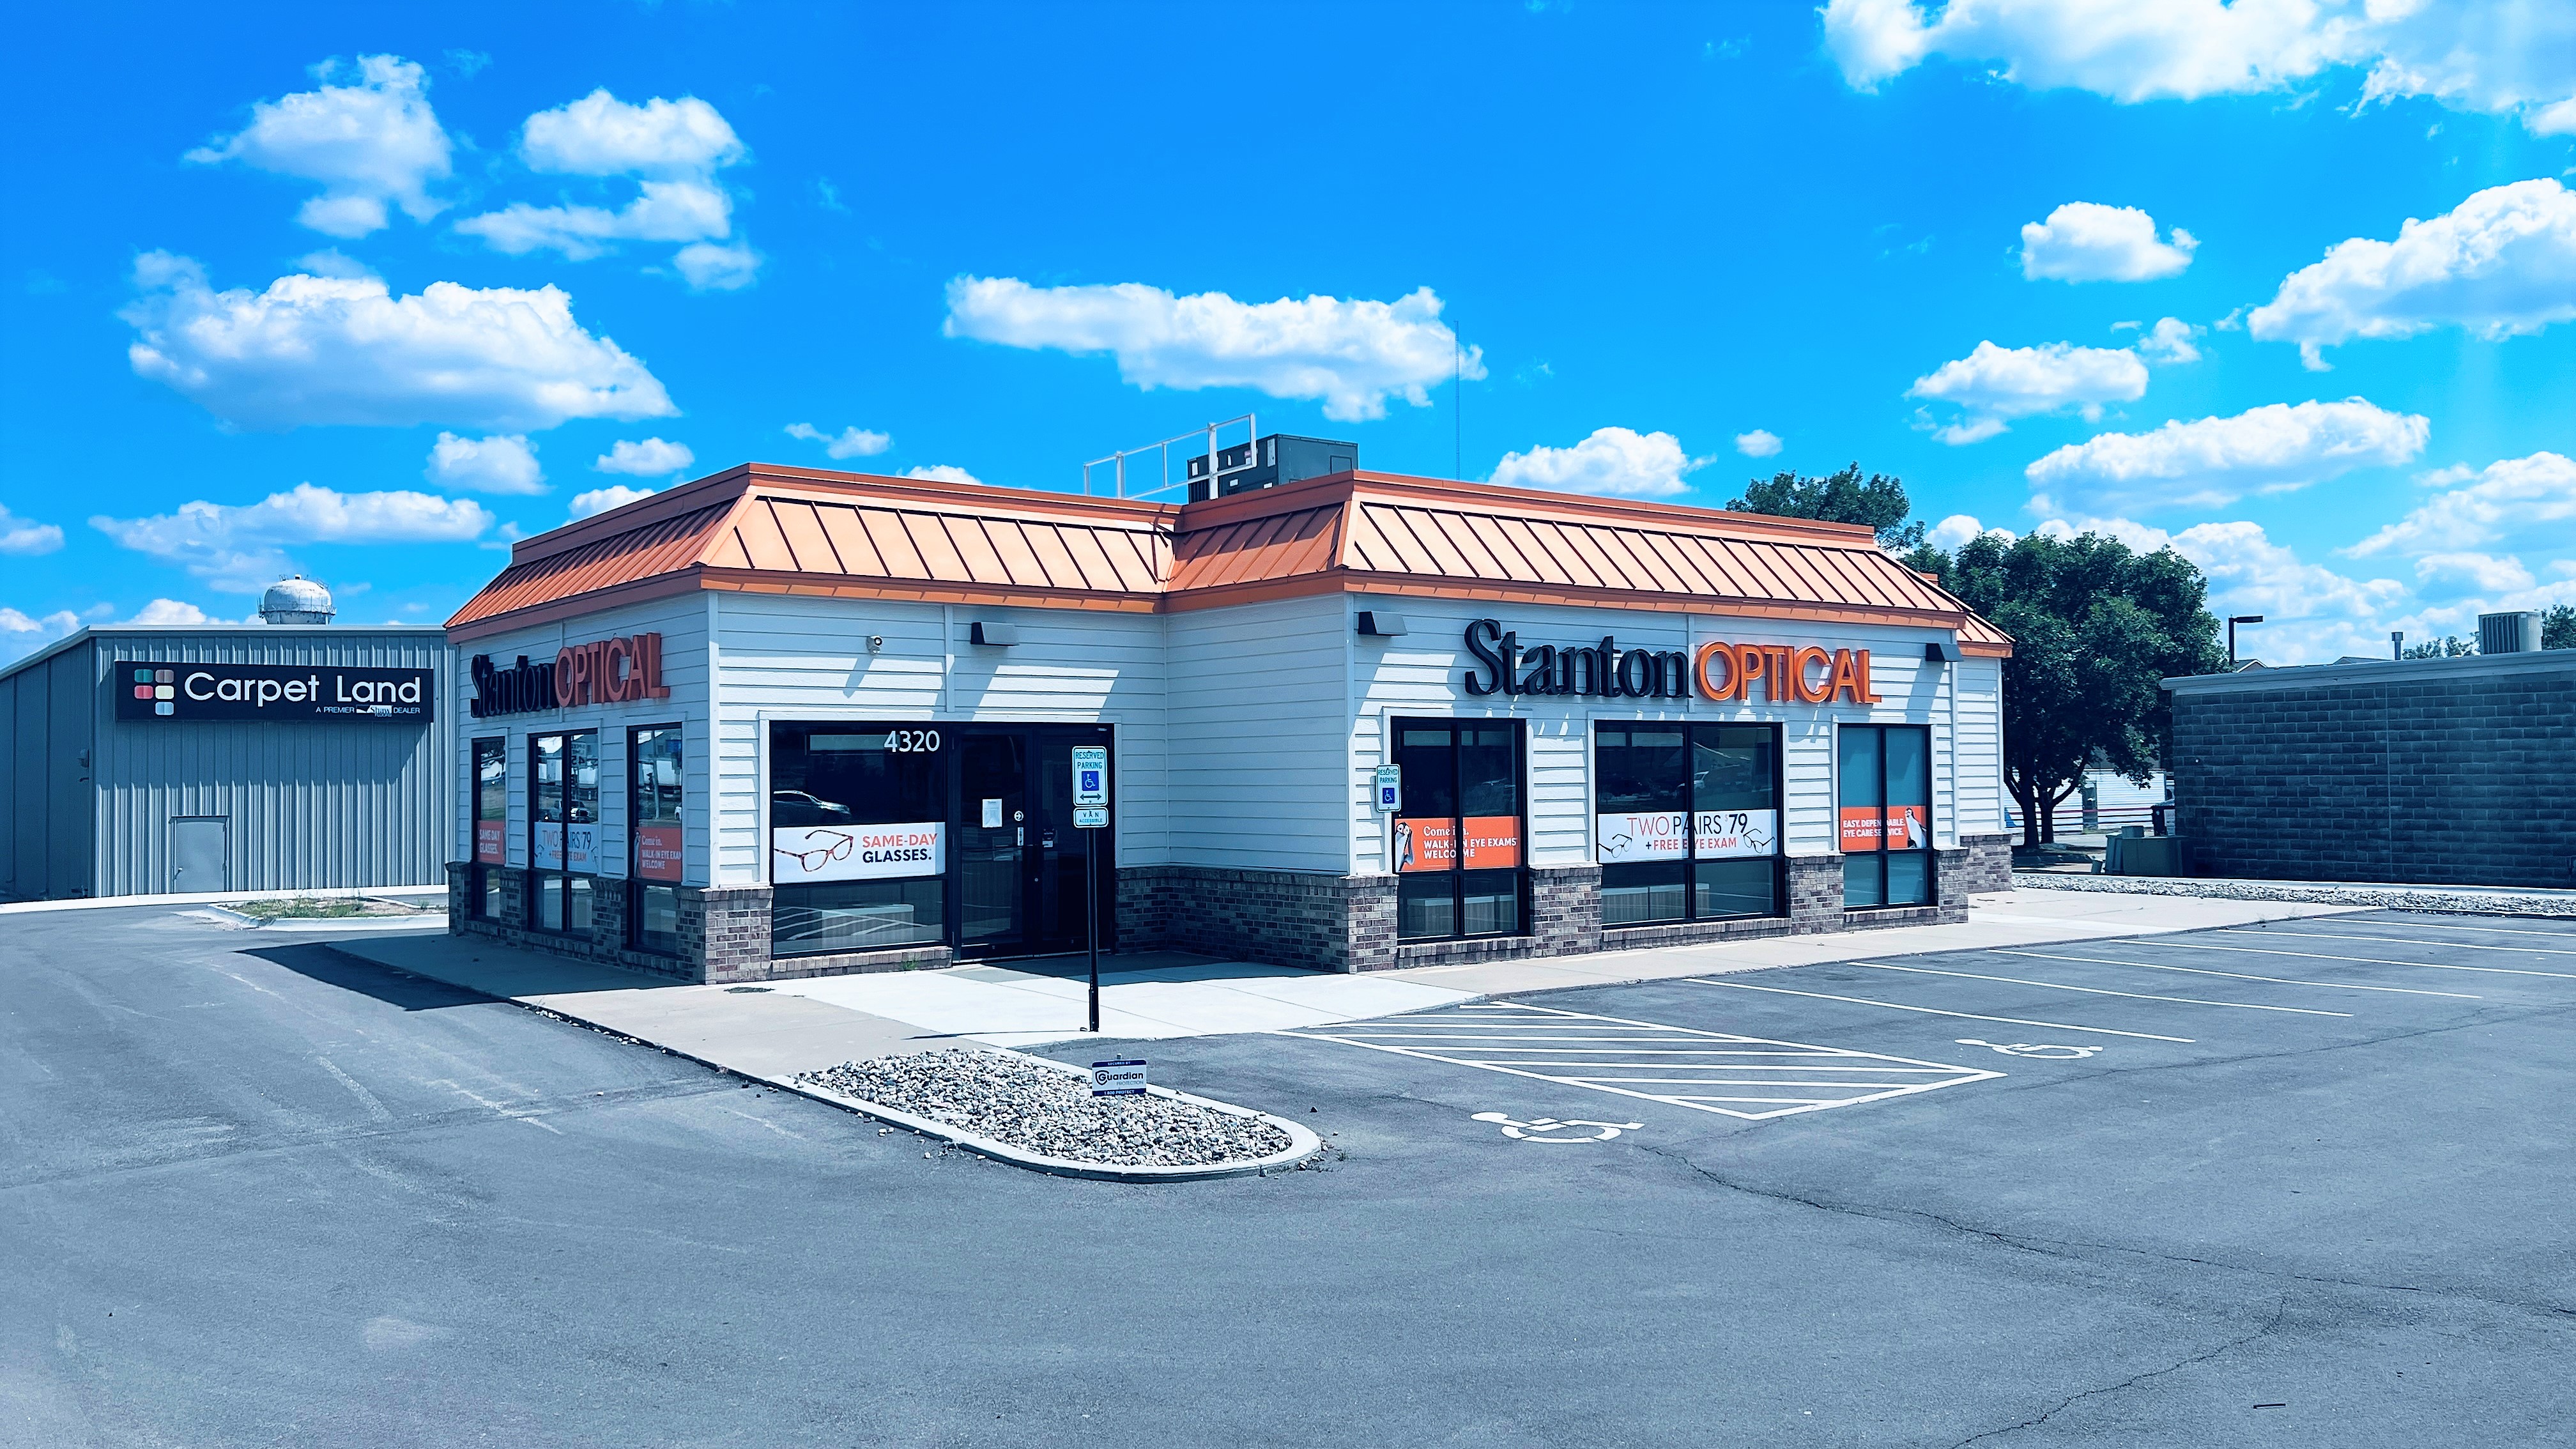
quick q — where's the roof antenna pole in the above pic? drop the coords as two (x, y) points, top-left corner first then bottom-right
(1454, 326), (1463, 481)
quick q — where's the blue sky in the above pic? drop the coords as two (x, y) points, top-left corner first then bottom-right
(4, 1), (2573, 664)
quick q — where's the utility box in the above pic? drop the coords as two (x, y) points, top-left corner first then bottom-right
(1184, 434), (1358, 502)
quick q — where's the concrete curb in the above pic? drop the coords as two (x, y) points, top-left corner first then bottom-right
(0, 885), (447, 916)
(2009, 871), (2576, 919)
(776, 1054), (1327, 1183)
(195, 905), (447, 931)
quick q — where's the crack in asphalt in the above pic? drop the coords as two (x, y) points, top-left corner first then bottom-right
(1947, 1294), (2291, 1448)
(1629, 1142), (2576, 1324)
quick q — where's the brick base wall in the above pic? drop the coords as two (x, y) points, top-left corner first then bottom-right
(1957, 832), (2015, 894)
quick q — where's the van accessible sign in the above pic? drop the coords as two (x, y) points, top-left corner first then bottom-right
(114, 662), (434, 723)
(1459, 619), (1882, 705)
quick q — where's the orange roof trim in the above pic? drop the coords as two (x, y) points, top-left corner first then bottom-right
(448, 464), (2011, 656)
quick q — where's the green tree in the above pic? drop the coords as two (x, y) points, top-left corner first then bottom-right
(2401, 636), (2476, 659)
(2542, 604), (2575, 650)
(1729, 463), (1926, 551)
(1915, 531), (2224, 846)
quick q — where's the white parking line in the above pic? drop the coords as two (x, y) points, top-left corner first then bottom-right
(2327, 919), (2576, 940)
(1682, 978), (2195, 1042)
(1991, 949), (2480, 999)
(1285, 1001), (2003, 1121)
(2139, 939), (2576, 981)
(1841, 960), (2350, 1017)
(2214, 928), (2576, 957)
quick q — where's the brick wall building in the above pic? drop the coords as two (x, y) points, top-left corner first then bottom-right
(2166, 652), (2576, 889)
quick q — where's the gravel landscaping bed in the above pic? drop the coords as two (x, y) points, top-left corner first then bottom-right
(796, 1050), (1295, 1167)
(2010, 872), (2576, 918)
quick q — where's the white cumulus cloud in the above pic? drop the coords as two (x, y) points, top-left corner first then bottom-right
(1821, 0), (2576, 135)
(902, 465), (985, 487)
(1908, 340), (2148, 444)
(121, 253), (675, 431)
(455, 89), (758, 289)
(1733, 429), (1783, 457)
(2025, 397), (2429, 513)
(2020, 202), (2197, 282)
(786, 423), (893, 459)
(92, 484), (494, 592)
(594, 438), (696, 477)
(942, 276), (1482, 423)
(426, 433), (544, 494)
(0, 604), (87, 663)
(1927, 514), (2018, 550)
(1, 503), (65, 555)
(2133, 316), (2205, 364)
(185, 55), (452, 237)
(521, 91), (745, 177)
(569, 485), (659, 519)
(2248, 178), (2576, 369)
(2412, 551), (2535, 597)
(1489, 427), (1706, 498)
(2345, 450), (2576, 556)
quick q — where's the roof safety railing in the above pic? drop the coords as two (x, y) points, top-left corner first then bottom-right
(1080, 413), (1256, 500)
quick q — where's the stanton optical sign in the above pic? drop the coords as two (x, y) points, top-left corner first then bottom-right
(114, 662), (435, 723)
(470, 632), (673, 719)
(1459, 619), (1882, 705)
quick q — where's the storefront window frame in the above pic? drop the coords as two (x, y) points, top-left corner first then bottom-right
(1390, 716), (1528, 943)
(767, 721), (954, 959)
(628, 723), (684, 956)
(1838, 723), (1935, 910)
(1592, 721), (1786, 928)
(526, 728), (601, 936)
(470, 735), (507, 920)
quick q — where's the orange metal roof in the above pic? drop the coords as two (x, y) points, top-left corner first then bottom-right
(448, 464), (2011, 656)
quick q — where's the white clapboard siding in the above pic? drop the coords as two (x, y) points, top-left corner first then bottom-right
(456, 592), (712, 884)
(1354, 602), (1991, 867)
(710, 593), (1172, 883)
(1164, 594), (1349, 873)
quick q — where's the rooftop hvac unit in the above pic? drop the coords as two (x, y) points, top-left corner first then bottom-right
(2478, 610), (2540, 655)
(1183, 434), (1358, 502)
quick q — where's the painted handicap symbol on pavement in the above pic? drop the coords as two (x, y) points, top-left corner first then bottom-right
(1956, 1038), (2103, 1060)
(1473, 1112), (1644, 1142)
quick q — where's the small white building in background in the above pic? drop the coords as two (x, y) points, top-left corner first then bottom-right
(441, 460), (2015, 981)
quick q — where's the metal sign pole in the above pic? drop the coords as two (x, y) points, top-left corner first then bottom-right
(1086, 843), (1100, 1034)
(1070, 744), (1110, 1035)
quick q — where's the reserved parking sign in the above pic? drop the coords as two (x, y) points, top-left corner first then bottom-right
(1089, 1059), (1147, 1096)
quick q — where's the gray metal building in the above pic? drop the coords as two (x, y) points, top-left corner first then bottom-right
(0, 589), (450, 901)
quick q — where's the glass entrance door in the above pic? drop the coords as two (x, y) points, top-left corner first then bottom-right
(953, 724), (1114, 960)
(958, 732), (1027, 952)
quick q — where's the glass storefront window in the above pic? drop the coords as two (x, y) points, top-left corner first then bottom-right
(1595, 723), (1782, 926)
(528, 730), (599, 934)
(770, 724), (949, 955)
(1839, 724), (1933, 908)
(630, 725), (684, 954)
(471, 737), (506, 919)
(1393, 719), (1524, 941)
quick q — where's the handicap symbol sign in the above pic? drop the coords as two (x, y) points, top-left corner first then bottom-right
(1472, 1112), (1643, 1142)
(1956, 1038), (2103, 1060)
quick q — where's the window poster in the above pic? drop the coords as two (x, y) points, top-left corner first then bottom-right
(1462, 816), (1522, 870)
(565, 823), (599, 873)
(636, 825), (684, 882)
(1597, 811), (1687, 864)
(475, 820), (505, 864)
(772, 822), (945, 883)
(1887, 805), (1930, 850)
(1394, 817), (1456, 872)
(1693, 809), (1777, 859)
(533, 821), (565, 871)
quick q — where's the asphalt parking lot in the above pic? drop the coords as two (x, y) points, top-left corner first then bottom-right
(5, 905), (2571, 1447)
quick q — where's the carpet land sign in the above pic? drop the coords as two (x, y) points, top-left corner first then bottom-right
(114, 662), (435, 722)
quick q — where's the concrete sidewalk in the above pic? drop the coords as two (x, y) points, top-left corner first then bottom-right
(324, 886), (2361, 1082)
